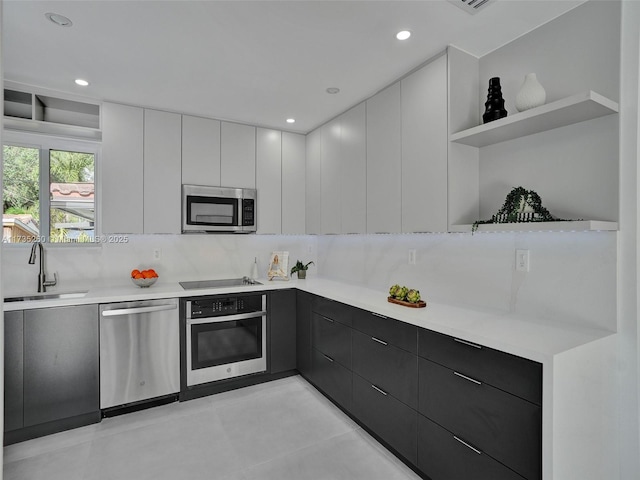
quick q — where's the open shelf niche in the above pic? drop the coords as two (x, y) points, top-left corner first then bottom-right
(450, 91), (618, 148)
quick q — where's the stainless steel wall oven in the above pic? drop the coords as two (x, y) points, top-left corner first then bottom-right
(182, 293), (266, 387)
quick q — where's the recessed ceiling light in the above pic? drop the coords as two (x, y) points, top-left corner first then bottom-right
(286, 118), (296, 124)
(396, 30), (411, 40)
(75, 79), (89, 86)
(326, 87), (340, 95)
(45, 12), (73, 27)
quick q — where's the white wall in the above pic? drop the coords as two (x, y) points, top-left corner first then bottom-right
(1, 235), (317, 295)
(617, 0), (640, 476)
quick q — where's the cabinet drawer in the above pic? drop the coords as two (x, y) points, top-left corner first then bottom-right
(352, 373), (417, 464)
(312, 348), (352, 411)
(352, 309), (417, 354)
(352, 329), (417, 409)
(313, 296), (354, 326)
(418, 328), (542, 405)
(312, 312), (352, 368)
(419, 358), (541, 480)
(418, 414), (526, 480)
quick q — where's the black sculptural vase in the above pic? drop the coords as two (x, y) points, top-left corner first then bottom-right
(482, 77), (508, 124)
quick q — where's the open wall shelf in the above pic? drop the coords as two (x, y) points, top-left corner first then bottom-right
(450, 91), (618, 148)
(449, 220), (618, 234)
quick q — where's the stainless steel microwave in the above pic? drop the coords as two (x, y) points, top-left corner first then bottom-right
(182, 185), (257, 233)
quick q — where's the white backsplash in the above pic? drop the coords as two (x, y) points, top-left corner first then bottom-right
(1, 234), (317, 295)
(317, 232), (617, 331)
(3, 231), (617, 331)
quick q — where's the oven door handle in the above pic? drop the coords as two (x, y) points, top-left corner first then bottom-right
(187, 311), (266, 325)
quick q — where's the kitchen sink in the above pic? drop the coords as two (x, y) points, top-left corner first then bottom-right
(4, 291), (88, 303)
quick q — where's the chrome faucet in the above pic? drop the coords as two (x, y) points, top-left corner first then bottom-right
(28, 242), (57, 293)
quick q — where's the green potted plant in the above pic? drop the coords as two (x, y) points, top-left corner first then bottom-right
(290, 260), (314, 279)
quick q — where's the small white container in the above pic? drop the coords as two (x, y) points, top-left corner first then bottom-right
(515, 73), (546, 112)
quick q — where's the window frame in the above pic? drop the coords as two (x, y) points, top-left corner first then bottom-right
(2, 130), (100, 248)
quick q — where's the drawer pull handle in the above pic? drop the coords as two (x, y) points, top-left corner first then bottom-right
(371, 385), (388, 396)
(453, 436), (482, 455)
(454, 338), (482, 349)
(322, 316), (335, 323)
(371, 336), (388, 346)
(372, 312), (387, 319)
(323, 354), (334, 363)
(453, 371), (482, 385)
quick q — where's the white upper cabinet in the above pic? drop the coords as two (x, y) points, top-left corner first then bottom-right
(221, 122), (256, 189)
(366, 82), (402, 234)
(320, 119), (342, 234)
(339, 103), (367, 234)
(305, 128), (322, 234)
(182, 115), (221, 186)
(401, 55), (448, 233)
(282, 132), (306, 234)
(256, 128), (282, 234)
(101, 102), (144, 234)
(143, 109), (182, 234)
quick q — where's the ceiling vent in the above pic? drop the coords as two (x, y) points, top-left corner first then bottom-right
(447, 0), (496, 15)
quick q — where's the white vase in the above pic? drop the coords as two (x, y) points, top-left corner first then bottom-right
(515, 73), (546, 112)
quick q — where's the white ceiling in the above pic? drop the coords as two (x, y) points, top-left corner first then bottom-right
(3, 0), (584, 134)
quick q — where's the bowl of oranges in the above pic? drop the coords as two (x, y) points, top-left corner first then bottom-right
(131, 268), (159, 288)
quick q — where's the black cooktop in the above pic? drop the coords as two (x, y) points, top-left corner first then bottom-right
(179, 277), (262, 290)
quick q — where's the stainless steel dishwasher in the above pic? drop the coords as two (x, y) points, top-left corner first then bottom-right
(99, 298), (179, 410)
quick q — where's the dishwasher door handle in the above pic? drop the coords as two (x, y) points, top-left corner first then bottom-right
(101, 304), (177, 317)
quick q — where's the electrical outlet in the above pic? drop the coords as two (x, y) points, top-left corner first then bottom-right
(307, 244), (313, 255)
(408, 249), (417, 265)
(153, 248), (162, 260)
(515, 249), (530, 272)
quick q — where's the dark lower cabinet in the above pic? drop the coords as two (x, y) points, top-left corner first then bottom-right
(23, 305), (100, 427)
(312, 312), (352, 369)
(351, 329), (417, 409)
(419, 357), (541, 480)
(4, 305), (101, 444)
(352, 373), (417, 465)
(4, 311), (24, 432)
(418, 328), (542, 406)
(269, 289), (297, 374)
(312, 347), (352, 411)
(296, 291), (314, 379)
(418, 414), (526, 480)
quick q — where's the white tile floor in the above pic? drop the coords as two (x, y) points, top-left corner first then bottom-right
(3, 376), (422, 480)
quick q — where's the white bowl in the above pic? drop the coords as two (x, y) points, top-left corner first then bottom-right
(131, 277), (158, 288)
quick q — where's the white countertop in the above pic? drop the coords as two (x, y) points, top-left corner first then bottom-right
(3, 277), (614, 363)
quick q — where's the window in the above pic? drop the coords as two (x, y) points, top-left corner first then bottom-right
(3, 133), (98, 244)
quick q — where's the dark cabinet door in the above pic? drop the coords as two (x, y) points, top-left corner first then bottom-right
(4, 311), (24, 432)
(24, 305), (99, 427)
(418, 414), (526, 480)
(419, 358), (541, 480)
(352, 373), (417, 465)
(269, 289), (297, 374)
(312, 312), (352, 368)
(352, 309), (417, 354)
(418, 328), (542, 405)
(296, 291), (314, 379)
(312, 348), (352, 411)
(352, 329), (418, 409)
(312, 297), (355, 327)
